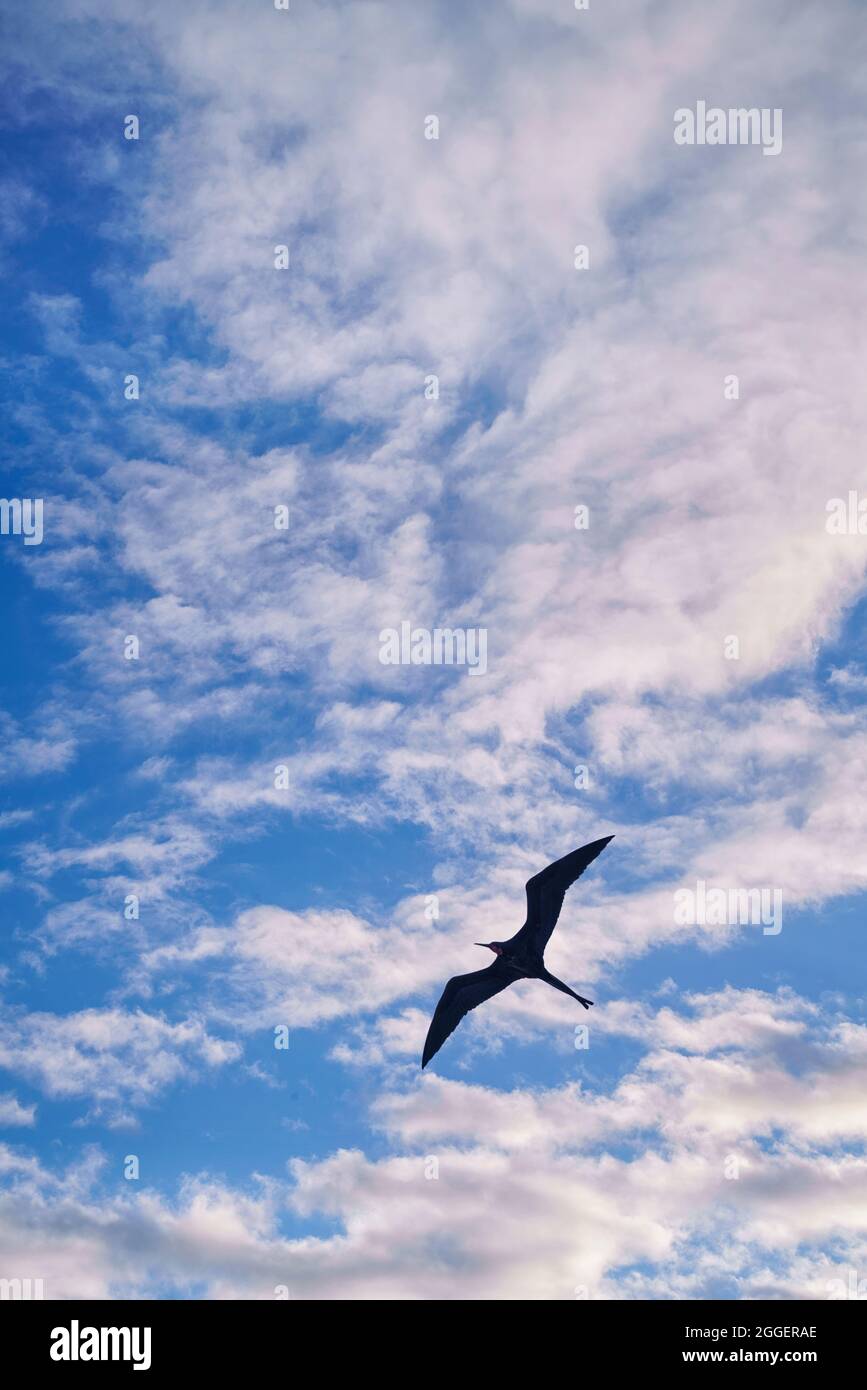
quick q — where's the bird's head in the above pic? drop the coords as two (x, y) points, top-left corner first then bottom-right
(475, 941), (504, 956)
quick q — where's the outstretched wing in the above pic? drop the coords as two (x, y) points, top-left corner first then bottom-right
(505, 835), (614, 957)
(422, 962), (515, 1069)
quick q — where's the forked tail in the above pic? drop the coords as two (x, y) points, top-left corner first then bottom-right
(540, 968), (594, 1009)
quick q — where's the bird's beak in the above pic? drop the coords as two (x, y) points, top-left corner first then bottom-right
(474, 943), (490, 950)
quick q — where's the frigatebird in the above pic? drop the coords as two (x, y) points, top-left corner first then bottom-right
(421, 835), (613, 1069)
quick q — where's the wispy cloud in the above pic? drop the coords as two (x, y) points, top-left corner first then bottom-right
(1, 0), (865, 1299)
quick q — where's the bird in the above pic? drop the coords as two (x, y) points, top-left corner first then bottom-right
(421, 835), (613, 1069)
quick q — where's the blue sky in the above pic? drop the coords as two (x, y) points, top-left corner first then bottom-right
(1, 0), (866, 1300)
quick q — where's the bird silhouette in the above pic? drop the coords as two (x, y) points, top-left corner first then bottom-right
(421, 835), (613, 1069)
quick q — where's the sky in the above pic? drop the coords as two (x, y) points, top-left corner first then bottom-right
(1, 0), (866, 1301)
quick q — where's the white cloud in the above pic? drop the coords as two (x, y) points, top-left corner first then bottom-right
(1, 988), (866, 1299)
(0, 1005), (240, 1115)
(0, 1093), (36, 1127)
(3, 0), (867, 1300)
